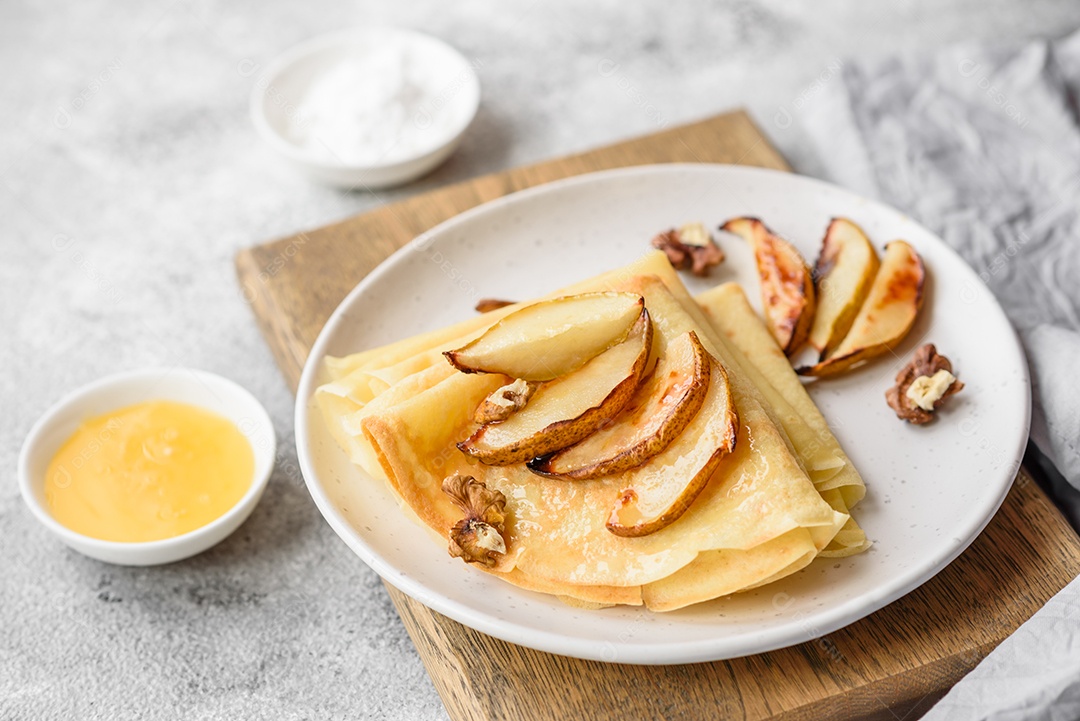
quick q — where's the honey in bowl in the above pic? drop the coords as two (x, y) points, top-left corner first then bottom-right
(44, 401), (255, 543)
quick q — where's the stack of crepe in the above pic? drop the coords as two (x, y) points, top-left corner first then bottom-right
(316, 251), (869, 612)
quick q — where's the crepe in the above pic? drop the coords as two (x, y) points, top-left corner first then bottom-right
(316, 251), (867, 610)
(695, 282), (871, 557)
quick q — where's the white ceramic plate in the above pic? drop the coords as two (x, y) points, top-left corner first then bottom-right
(295, 164), (1029, 664)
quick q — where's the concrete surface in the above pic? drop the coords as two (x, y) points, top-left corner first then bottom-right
(3, 1), (1079, 719)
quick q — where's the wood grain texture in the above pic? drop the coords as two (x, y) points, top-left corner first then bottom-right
(236, 110), (1080, 720)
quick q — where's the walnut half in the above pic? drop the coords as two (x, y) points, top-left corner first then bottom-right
(651, 222), (725, 277)
(442, 474), (508, 567)
(886, 344), (964, 424)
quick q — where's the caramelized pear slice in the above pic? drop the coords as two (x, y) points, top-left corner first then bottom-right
(529, 331), (710, 480)
(606, 352), (737, 537)
(798, 240), (925, 378)
(721, 217), (816, 355)
(445, 292), (644, 381)
(458, 310), (652, 465)
(808, 218), (881, 356)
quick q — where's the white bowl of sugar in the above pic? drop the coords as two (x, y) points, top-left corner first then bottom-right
(251, 28), (480, 189)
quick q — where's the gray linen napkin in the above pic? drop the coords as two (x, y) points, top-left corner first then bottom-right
(798, 28), (1080, 721)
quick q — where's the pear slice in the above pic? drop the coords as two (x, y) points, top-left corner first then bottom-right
(445, 292), (644, 382)
(720, 217), (816, 355)
(797, 240), (925, 378)
(606, 351), (736, 537)
(457, 310), (652, 465)
(529, 331), (710, 480)
(808, 218), (881, 356)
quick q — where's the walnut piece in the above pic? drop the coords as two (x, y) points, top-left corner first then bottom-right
(651, 222), (725, 277)
(442, 474), (507, 567)
(474, 378), (538, 424)
(886, 344), (964, 424)
(475, 298), (516, 313)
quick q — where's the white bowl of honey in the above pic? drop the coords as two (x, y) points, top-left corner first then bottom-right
(18, 368), (276, 565)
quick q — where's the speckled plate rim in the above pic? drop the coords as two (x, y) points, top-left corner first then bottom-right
(295, 163), (1030, 664)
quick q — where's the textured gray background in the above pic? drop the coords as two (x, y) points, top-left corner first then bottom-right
(3, 2), (1079, 719)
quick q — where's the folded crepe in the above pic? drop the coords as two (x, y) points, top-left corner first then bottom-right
(696, 282), (871, 558)
(316, 251), (868, 611)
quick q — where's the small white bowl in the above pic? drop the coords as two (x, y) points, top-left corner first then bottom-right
(251, 28), (480, 189)
(18, 368), (276, 566)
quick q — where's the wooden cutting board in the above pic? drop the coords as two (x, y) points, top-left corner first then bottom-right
(237, 110), (1080, 721)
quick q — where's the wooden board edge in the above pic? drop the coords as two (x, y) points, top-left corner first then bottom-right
(775, 641), (999, 721)
(235, 249), (307, 390)
(386, 584), (487, 721)
(719, 110), (792, 171)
